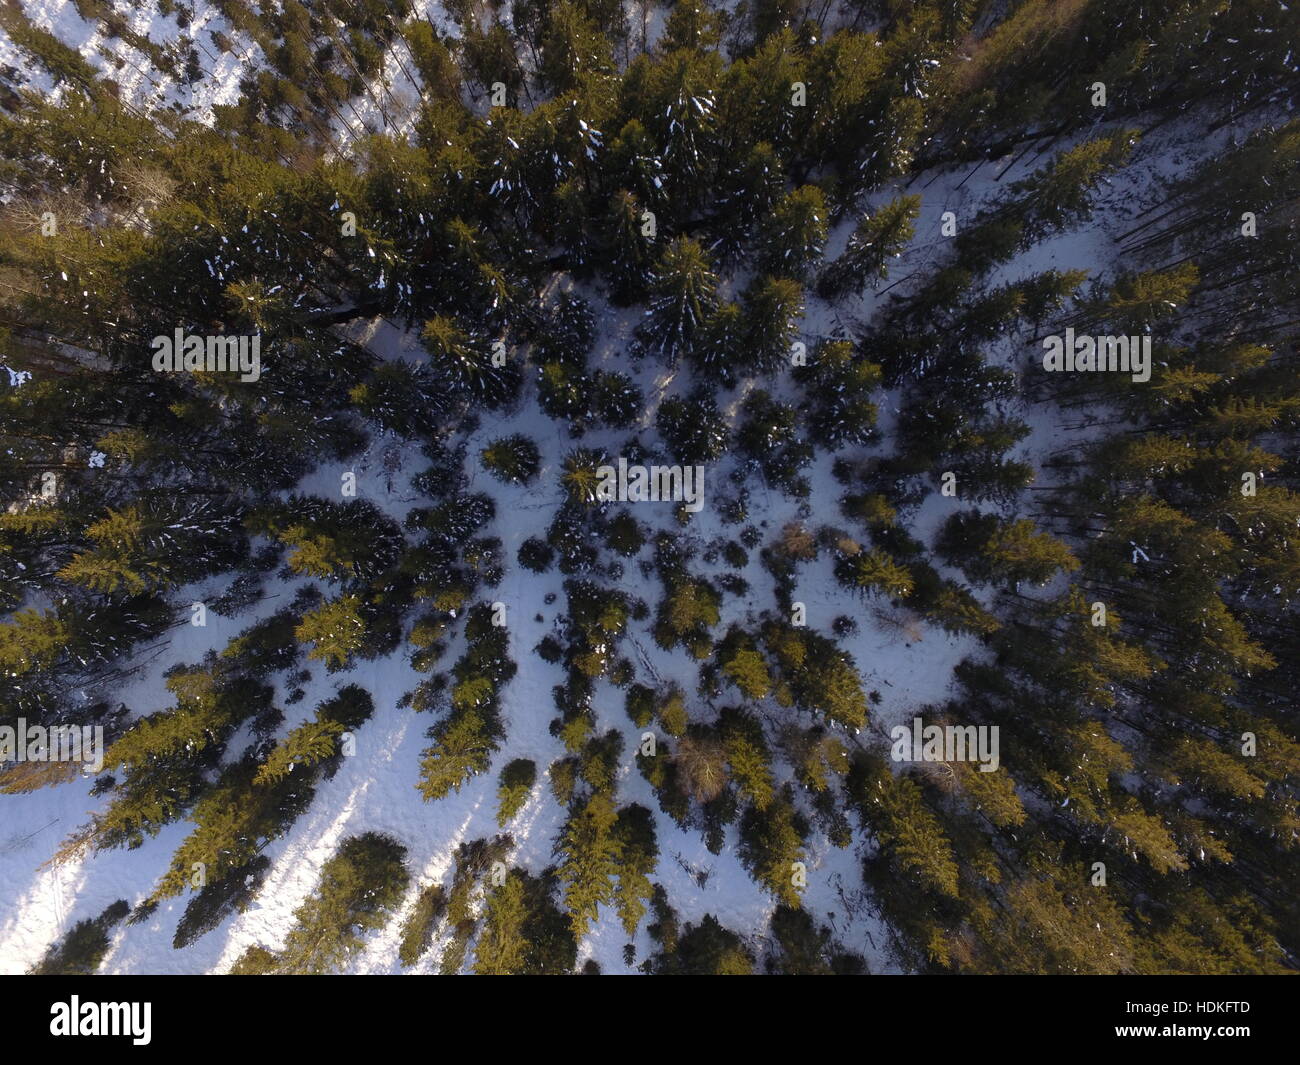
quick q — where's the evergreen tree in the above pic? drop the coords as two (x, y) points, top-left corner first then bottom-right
(793, 340), (881, 446)
(349, 362), (447, 437)
(497, 758), (537, 826)
(29, 900), (129, 975)
(481, 434), (541, 485)
(818, 194), (920, 298)
(715, 627), (773, 701)
(757, 185), (828, 281)
(834, 546), (915, 600)
(474, 868), (577, 974)
(270, 832), (409, 975)
(655, 391), (729, 464)
(397, 883), (447, 968)
(635, 237), (718, 364)
(738, 786), (808, 906)
(740, 276), (804, 375)
(690, 301), (746, 387)
(421, 315), (520, 409)
(556, 791), (622, 939)
(936, 510), (1079, 588)
(603, 189), (655, 303)
(612, 803), (658, 936)
(736, 390), (812, 496)
(247, 498), (403, 582)
(540, 1), (614, 94)
(296, 593), (367, 671)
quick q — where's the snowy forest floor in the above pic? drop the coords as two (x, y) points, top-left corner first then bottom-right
(0, 35), (1252, 971)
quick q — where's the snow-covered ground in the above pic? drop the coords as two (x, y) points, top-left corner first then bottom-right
(0, 2), (1260, 974)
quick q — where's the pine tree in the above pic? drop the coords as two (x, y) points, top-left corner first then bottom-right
(849, 755), (959, 899)
(296, 594), (367, 671)
(472, 870), (530, 974)
(655, 391), (729, 463)
(556, 791), (622, 938)
(254, 720), (344, 786)
(768, 903), (864, 974)
(649, 912), (755, 974)
(835, 546), (916, 600)
(561, 447), (609, 505)
(736, 390), (812, 495)
(741, 276), (804, 375)
(690, 301), (746, 386)
(720, 708), (776, 809)
(58, 501), (244, 596)
(710, 140), (785, 263)
(793, 340), (881, 446)
(496, 758), (537, 826)
(349, 362), (447, 437)
(151, 756), (314, 904)
(818, 194), (920, 298)
(247, 498), (403, 582)
(1012, 129), (1140, 236)
(757, 185), (828, 281)
(606, 120), (666, 215)
(481, 434), (541, 485)
(857, 96), (924, 193)
(540, 1), (614, 95)
(1096, 263), (1200, 333)
(418, 605), (514, 800)
(653, 576), (722, 653)
(421, 315), (520, 409)
(937, 510), (1079, 588)
(0, 607), (73, 678)
(589, 370), (642, 428)
(173, 856), (272, 951)
(716, 627), (773, 701)
(612, 803), (658, 936)
(737, 786), (807, 906)
(462, 20), (525, 104)
(403, 21), (461, 100)
(603, 189), (655, 303)
(761, 622), (870, 729)
(659, 1), (724, 53)
(474, 868), (577, 974)
(635, 236), (718, 363)
(639, 49), (721, 222)
(397, 883), (448, 968)
(272, 832), (409, 975)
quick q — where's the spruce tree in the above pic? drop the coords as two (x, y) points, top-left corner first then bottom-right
(818, 194), (920, 298)
(635, 236), (718, 364)
(757, 185), (828, 281)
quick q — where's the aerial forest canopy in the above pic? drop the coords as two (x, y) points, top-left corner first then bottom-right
(0, 0), (1297, 977)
